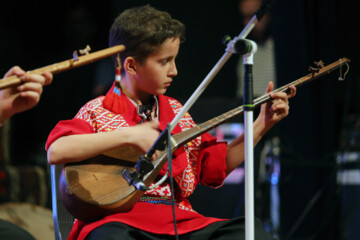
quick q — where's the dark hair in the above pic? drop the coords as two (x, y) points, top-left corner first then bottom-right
(109, 5), (185, 73)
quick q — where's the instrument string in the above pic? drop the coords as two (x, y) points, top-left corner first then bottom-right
(338, 58), (350, 81)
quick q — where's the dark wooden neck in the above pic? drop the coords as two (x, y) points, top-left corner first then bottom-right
(172, 58), (350, 147)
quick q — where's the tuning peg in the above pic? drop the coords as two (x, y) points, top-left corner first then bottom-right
(79, 45), (91, 55)
(72, 51), (79, 61)
(314, 60), (324, 68)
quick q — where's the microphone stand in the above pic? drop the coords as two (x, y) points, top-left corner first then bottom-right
(242, 43), (257, 240)
(167, 0), (275, 132)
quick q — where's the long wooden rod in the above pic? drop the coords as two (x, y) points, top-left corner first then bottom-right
(0, 45), (126, 90)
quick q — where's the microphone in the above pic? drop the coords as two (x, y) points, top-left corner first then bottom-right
(122, 168), (149, 191)
(234, 39), (257, 56)
(121, 127), (169, 191)
(223, 36), (257, 56)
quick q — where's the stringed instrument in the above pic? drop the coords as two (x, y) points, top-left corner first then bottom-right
(0, 45), (125, 90)
(58, 58), (350, 222)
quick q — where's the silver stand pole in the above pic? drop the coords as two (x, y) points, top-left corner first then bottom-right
(242, 46), (257, 240)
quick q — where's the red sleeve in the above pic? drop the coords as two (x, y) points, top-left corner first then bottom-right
(197, 132), (228, 188)
(45, 118), (95, 151)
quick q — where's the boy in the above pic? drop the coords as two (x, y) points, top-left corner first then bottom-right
(46, 5), (295, 240)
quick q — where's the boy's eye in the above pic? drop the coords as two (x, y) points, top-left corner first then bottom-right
(160, 57), (173, 64)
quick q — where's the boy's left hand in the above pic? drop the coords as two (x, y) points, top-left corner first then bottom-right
(258, 81), (296, 129)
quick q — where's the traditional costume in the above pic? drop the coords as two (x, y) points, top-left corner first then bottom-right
(46, 82), (232, 240)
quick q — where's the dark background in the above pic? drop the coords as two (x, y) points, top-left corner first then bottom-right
(0, 0), (359, 239)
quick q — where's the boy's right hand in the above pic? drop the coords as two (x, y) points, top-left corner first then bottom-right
(129, 120), (161, 158)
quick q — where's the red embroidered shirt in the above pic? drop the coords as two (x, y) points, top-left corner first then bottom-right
(46, 83), (228, 240)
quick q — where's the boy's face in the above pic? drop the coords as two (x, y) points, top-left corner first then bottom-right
(134, 37), (180, 96)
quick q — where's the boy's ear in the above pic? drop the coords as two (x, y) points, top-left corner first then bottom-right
(124, 57), (137, 75)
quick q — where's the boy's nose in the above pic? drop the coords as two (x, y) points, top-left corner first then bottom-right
(169, 62), (178, 77)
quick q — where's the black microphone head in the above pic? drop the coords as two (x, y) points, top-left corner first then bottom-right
(234, 39), (253, 55)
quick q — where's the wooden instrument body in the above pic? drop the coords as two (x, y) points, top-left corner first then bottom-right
(60, 146), (176, 222)
(58, 58), (350, 222)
